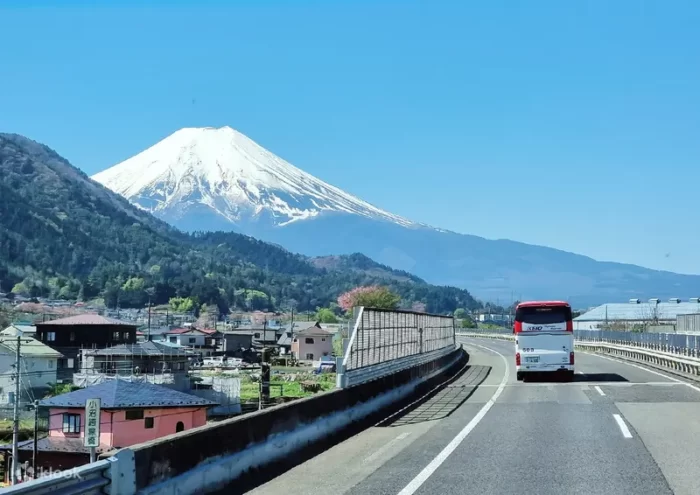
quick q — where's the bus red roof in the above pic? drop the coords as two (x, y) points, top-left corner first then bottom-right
(516, 300), (570, 308)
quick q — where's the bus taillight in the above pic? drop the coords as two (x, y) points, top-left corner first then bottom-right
(566, 320), (573, 332)
(516, 352), (521, 366)
(570, 352), (575, 365)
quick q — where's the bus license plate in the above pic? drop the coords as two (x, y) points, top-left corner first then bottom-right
(525, 356), (540, 363)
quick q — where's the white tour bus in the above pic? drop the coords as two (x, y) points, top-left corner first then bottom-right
(514, 301), (574, 381)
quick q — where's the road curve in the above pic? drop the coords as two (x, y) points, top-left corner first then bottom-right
(248, 337), (700, 495)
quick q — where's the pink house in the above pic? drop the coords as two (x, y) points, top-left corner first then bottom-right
(3, 379), (217, 479)
(291, 325), (333, 361)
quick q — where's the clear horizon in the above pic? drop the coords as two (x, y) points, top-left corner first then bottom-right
(1, 1), (699, 275)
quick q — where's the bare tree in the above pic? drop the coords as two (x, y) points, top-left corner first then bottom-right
(635, 301), (663, 332)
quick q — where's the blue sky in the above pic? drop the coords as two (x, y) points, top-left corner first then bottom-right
(2, 0), (699, 274)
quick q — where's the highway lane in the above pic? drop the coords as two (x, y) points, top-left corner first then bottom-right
(249, 337), (700, 495)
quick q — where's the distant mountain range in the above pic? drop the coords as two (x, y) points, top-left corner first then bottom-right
(0, 133), (480, 314)
(92, 126), (700, 307)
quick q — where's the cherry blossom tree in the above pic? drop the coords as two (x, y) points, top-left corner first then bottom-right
(337, 285), (400, 311)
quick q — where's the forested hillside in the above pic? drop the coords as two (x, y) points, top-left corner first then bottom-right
(0, 133), (481, 314)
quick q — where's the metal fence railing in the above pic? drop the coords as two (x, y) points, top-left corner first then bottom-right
(457, 328), (700, 357)
(343, 307), (455, 371)
(574, 330), (700, 355)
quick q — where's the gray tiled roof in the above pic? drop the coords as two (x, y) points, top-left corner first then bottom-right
(295, 326), (332, 336)
(575, 301), (700, 321)
(277, 332), (293, 346)
(8, 436), (111, 454)
(0, 336), (63, 358)
(282, 321), (321, 332)
(40, 379), (218, 408)
(86, 341), (191, 357)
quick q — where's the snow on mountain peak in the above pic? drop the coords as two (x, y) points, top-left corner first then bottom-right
(92, 126), (417, 228)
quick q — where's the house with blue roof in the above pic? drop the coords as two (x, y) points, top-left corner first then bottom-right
(0, 379), (218, 480)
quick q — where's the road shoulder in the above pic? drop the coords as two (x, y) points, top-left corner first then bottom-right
(616, 401), (700, 495)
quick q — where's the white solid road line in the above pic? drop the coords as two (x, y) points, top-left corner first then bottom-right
(363, 432), (412, 464)
(581, 350), (700, 394)
(396, 343), (509, 495)
(613, 414), (633, 438)
(594, 386), (606, 396)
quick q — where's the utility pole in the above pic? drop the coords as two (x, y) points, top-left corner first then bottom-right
(11, 336), (21, 485)
(32, 400), (39, 479)
(146, 291), (153, 341)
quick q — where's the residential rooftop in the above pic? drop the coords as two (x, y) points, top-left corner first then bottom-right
(85, 341), (192, 357)
(40, 379), (218, 409)
(0, 336), (63, 358)
(35, 314), (137, 327)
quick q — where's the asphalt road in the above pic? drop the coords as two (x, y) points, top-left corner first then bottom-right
(249, 337), (700, 495)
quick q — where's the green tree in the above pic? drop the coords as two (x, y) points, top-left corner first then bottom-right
(316, 307), (338, 323)
(461, 316), (477, 328)
(11, 282), (29, 296)
(454, 308), (467, 319)
(169, 297), (198, 313)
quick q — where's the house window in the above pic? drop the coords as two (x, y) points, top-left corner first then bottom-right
(67, 358), (75, 369)
(144, 417), (154, 429)
(69, 332), (75, 341)
(188, 337), (196, 344)
(305, 338), (314, 344)
(125, 409), (145, 420)
(177, 362), (185, 371)
(306, 353), (314, 360)
(62, 413), (81, 434)
(321, 338), (326, 342)
(48, 360), (53, 369)
(112, 331), (120, 341)
(169, 337), (177, 343)
(176, 421), (185, 433)
(45, 332), (56, 342)
(122, 332), (129, 340)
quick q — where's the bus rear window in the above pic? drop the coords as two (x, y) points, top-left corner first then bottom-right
(516, 306), (572, 325)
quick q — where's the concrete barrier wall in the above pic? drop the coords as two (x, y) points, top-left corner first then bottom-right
(125, 345), (466, 495)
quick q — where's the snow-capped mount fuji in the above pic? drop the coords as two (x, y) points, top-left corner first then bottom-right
(93, 126), (700, 307)
(92, 126), (419, 230)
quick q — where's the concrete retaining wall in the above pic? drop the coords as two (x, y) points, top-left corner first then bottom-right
(123, 345), (466, 495)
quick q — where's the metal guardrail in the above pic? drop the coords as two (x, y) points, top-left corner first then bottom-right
(337, 308), (455, 387)
(457, 331), (700, 379)
(0, 449), (135, 495)
(575, 342), (700, 377)
(574, 330), (700, 358)
(460, 329), (700, 356)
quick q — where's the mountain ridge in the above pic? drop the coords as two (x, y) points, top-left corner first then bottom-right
(91, 126), (700, 306)
(0, 132), (481, 314)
